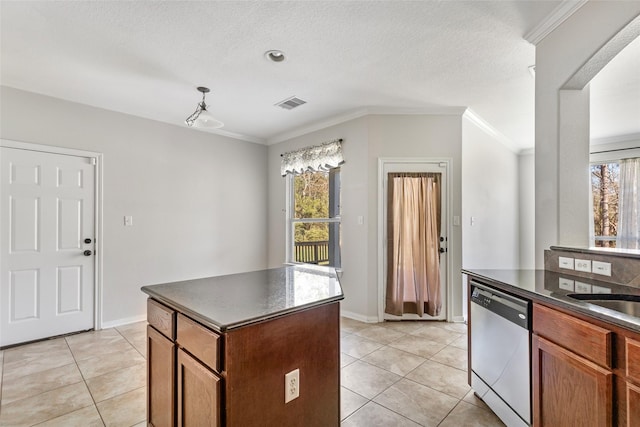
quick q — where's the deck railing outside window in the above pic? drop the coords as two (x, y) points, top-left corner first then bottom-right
(294, 241), (329, 265)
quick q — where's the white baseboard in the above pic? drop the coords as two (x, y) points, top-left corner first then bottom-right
(340, 310), (380, 324)
(100, 314), (147, 330)
(450, 315), (466, 323)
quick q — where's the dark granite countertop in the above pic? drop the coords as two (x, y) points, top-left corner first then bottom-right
(463, 269), (640, 333)
(141, 265), (344, 332)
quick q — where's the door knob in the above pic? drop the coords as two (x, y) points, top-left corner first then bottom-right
(84, 250), (92, 256)
(439, 247), (447, 253)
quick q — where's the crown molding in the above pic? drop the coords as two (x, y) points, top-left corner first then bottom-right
(524, 0), (588, 45)
(197, 127), (266, 145)
(266, 106), (467, 145)
(590, 133), (640, 153)
(463, 108), (521, 154)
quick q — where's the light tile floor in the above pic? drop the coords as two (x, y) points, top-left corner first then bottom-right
(0, 318), (504, 426)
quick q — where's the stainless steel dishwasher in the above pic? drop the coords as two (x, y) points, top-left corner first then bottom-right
(470, 281), (531, 427)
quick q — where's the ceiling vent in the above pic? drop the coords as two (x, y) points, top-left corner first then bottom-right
(275, 96), (307, 110)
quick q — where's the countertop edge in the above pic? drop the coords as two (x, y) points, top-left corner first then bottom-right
(142, 286), (344, 332)
(463, 269), (640, 333)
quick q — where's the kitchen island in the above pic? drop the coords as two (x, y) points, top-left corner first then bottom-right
(141, 265), (344, 427)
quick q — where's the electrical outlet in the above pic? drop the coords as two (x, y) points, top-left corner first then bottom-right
(285, 369), (299, 403)
(575, 259), (592, 273)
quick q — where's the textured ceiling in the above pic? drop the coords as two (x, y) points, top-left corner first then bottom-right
(1, 1), (638, 149)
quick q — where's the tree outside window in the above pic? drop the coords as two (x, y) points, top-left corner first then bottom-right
(290, 168), (341, 267)
(591, 162), (619, 247)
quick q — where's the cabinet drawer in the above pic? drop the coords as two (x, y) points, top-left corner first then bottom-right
(148, 299), (176, 340)
(626, 338), (640, 384)
(533, 304), (612, 368)
(177, 314), (221, 372)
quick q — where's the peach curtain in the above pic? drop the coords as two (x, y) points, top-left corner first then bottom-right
(385, 173), (442, 317)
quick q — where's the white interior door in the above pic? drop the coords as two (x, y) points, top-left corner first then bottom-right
(1, 147), (96, 347)
(381, 160), (448, 321)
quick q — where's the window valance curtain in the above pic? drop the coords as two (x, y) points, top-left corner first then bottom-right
(280, 139), (344, 176)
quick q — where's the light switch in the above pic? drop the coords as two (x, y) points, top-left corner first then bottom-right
(124, 216), (133, 226)
(559, 257), (574, 270)
(357, 215), (364, 225)
(558, 277), (575, 291)
(592, 261), (611, 276)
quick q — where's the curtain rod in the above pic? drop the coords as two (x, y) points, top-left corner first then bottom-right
(280, 138), (343, 157)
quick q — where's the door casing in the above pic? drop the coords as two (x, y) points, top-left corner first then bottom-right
(0, 139), (104, 336)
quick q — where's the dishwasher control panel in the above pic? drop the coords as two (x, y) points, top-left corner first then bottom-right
(470, 287), (492, 308)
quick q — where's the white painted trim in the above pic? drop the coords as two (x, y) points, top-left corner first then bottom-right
(268, 109), (370, 145)
(450, 315), (465, 324)
(519, 148), (535, 156)
(266, 106), (468, 145)
(365, 106), (467, 116)
(524, 0), (589, 45)
(101, 314), (147, 330)
(463, 109), (521, 154)
(591, 133), (640, 148)
(191, 126), (266, 145)
(0, 139), (104, 331)
(377, 158), (453, 323)
(340, 309), (380, 324)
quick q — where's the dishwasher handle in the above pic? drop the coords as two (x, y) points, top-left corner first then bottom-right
(470, 281), (530, 330)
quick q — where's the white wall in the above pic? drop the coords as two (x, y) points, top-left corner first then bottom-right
(367, 115), (463, 321)
(1, 86), (268, 326)
(535, 3), (640, 267)
(461, 117), (519, 270)
(518, 151), (535, 269)
(268, 113), (464, 322)
(266, 117), (370, 318)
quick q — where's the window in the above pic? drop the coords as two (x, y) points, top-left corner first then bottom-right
(287, 168), (341, 267)
(591, 162), (620, 247)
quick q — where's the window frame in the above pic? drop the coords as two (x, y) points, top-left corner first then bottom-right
(285, 168), (341, 268)
(589, 145), (640, 247)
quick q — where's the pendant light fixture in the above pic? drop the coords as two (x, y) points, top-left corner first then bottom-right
(185, 86), (224, 128)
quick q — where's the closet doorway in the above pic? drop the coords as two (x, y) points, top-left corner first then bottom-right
(378, 158), (450, 321)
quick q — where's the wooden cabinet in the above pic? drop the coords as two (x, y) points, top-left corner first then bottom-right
(531, 303), (640, 427)
(146, 298), (340, 426)
(532, 303), (614, 427)
(177, 348), (221, 427)
(532, 334), (613, 426)
(147, 301), (176, 427)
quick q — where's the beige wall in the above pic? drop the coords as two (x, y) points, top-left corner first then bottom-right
(1, 86), (268, 326)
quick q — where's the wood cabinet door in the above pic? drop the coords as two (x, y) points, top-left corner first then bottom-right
(533, 334), (613, 427)
(148, 325), (176, 427)
(626, 382), (640, 427)
(177, 348), (221, 427)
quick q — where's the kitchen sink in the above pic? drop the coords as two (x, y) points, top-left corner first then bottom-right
(567, 293), (640, 317)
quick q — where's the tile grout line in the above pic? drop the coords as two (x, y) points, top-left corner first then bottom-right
(64, 334), (107, 427)
(341, 320), (481, 426)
